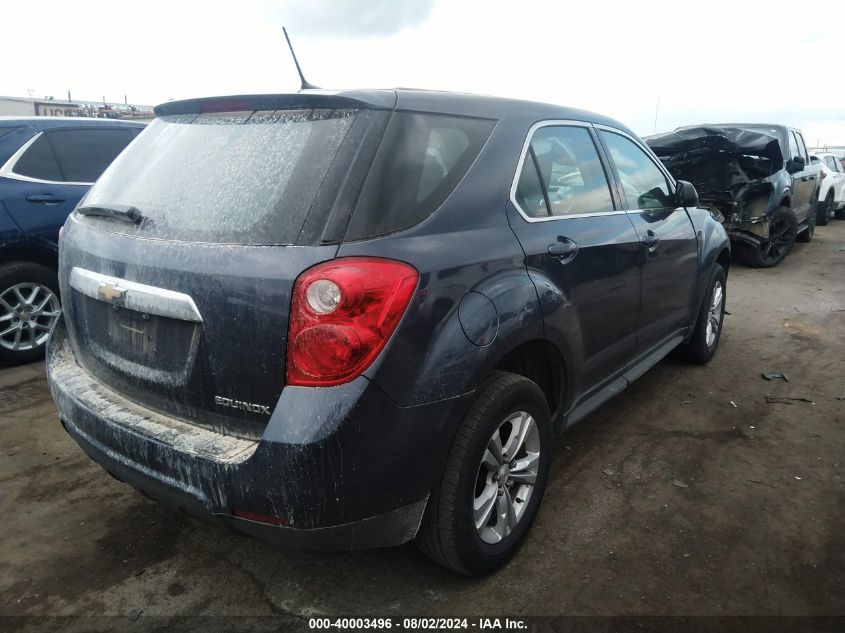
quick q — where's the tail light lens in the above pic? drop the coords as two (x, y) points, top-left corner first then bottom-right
(286, 257), (418, 387)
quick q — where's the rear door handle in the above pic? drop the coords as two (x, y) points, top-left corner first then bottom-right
(801, 176), (816, 182)
(26, 194), (66, 203)
(547, 239), (578, 259)
(642, 230), (660, 247)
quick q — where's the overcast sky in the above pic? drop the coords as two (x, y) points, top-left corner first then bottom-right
(3, 0), (845, 144)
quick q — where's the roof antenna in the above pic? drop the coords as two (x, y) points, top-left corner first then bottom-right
(283, 27), (319, 90)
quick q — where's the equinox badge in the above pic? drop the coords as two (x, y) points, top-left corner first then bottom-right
(214, 395), (271, 415)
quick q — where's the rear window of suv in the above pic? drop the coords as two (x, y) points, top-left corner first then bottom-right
(80, 108), (494, 245)
(80, 109), (358, 245)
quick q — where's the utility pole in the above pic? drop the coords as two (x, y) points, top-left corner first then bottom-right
(67, 90), (72, 102)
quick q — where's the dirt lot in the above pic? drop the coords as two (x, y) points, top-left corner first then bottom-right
(1, 222), (843, 628)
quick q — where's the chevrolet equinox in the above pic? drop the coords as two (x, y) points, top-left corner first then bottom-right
(47, 90), (730, 574)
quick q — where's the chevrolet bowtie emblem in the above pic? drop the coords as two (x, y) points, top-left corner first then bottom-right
(97, 282), (127, 304)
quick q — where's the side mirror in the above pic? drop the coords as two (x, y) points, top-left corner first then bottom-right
(786, 156), (805, 174)
(675, 180), (699, 208)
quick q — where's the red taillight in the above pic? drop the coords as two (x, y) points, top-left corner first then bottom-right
(286, 257), (418, 387)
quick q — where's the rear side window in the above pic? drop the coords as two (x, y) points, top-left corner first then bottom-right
(345, 112), (494, 240)
(599, 131), (673, 210)
(81, 109), (358, 245)
(514, 125), (614, 218)
(48, 128), (134, 182)
(12, 134), (62, 181)
(12, 128), (134, 183)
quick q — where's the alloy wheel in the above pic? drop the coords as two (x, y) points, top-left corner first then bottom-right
(474, 411), (540, 544)
(705, 280), (723, 348)
(760, 217), (793, 262)
(0, 283), (61, 351)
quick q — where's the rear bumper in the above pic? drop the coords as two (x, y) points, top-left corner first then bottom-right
(47, 317), (470, 551)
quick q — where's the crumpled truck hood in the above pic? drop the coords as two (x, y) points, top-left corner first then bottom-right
(646, 126), (783, 164)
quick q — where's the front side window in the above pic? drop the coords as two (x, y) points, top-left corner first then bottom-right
(514, 125), (614, 218)
(795, 132), (809, 161)
(599, 131), (673, 210)
(788, 132), (801, 162)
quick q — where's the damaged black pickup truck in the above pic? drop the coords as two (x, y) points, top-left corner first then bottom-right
(646, 125), (820, 267)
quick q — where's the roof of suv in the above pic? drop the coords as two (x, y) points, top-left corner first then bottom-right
(0, 117), (145, 130)
(154, 88), (633, 133)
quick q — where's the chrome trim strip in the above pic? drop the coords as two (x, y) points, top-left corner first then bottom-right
(508, 119), (626, 223)
(69, 268), (203, 323)
(0, 132), (93, 186)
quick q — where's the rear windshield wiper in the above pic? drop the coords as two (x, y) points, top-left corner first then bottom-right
(76, 204), (143, 224)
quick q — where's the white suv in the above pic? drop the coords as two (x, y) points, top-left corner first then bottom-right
(813, 153), (845, 224)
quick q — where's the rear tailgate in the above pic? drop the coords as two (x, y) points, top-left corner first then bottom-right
(57, 96), (392, 438)
(60, 220), (336, 439)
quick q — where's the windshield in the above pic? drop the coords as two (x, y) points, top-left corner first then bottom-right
(80, 109), (357, 245)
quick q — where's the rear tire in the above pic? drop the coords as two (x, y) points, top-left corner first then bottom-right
(796, 206), (816, 243)
(677, 265), (726, 364)
(740, 207), (797, 267)
(816, 191), (833, 226)
(416, 371), (552, 575)
(0, 262), (61, 366)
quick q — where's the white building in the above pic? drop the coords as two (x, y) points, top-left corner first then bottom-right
(0, 95), (80, 117)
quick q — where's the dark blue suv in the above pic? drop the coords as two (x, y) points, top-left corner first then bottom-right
(47, 91), (730, 574)
(0, 117), (142, 364)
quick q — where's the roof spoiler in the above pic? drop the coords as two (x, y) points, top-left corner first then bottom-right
(154, 92), (397, 117)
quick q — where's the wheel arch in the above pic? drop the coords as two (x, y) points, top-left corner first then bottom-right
(486, 338), (568, 425)
(716, 246), (730, 277)
(0, 238), (59, 273)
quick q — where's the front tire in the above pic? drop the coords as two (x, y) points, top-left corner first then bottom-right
(817, 191), (833, 226)
(741, 207), (797, 267)
(677, 265), (726, 364)
(416, 372), (552, 575)
(0, 262), (61, 366)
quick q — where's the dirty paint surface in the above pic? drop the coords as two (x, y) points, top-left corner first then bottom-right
(1, 223), (844, 625)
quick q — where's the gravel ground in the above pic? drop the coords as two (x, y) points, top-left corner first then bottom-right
(1, 222), (843, 629)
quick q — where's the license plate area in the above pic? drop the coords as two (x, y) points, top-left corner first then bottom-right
(108, 307), (159, 359)
(73, 293), (199, 385)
